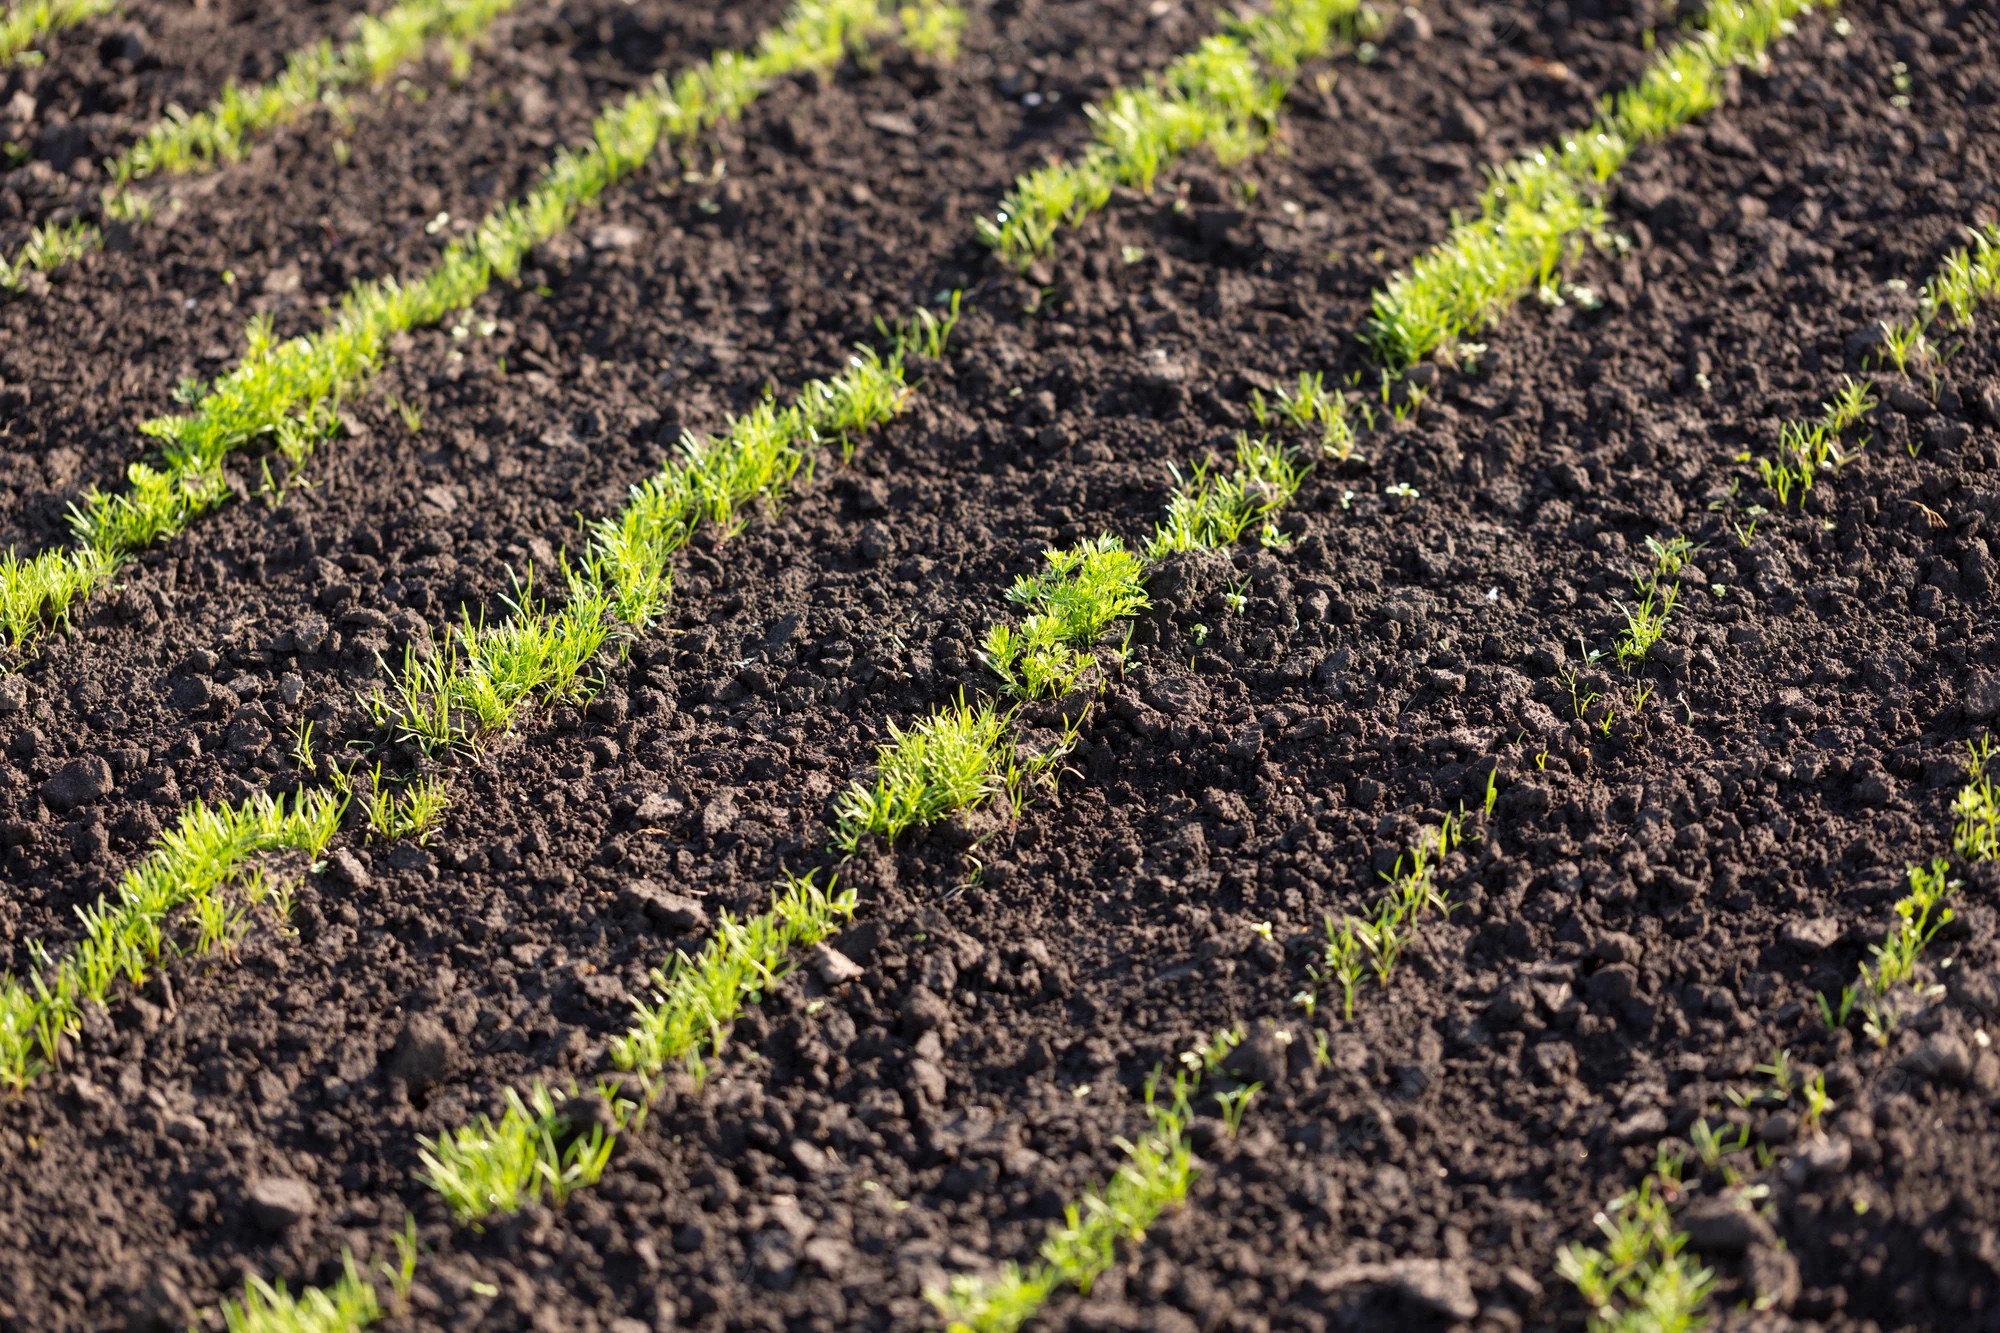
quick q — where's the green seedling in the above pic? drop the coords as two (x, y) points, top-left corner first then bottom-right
(1819, 854), (1959, 1045)
(1214, 1083), (1260, 1137)
(875, 288), (964, 361)
(372, 563), (611, 754)
(289, 720), (318, 773)
(218, 1252), (384, 1333)
(832, 696), (1067, 852)
(1953, 735), (1999, 862)
(1483, 764), (1500, 817)
(1749, 378), (1874, 504)
(1316, 817), (1460, 1020)
(363, 766), (451, 843)
(1614, 581), (1679, 671)
(0, 790), (345, 1089)
(391, 397), (424, 435)
(418, 1080), (629, 1222)
(931, 1062), (1204, 1331)
(1367, 0), (1831, 367)
(977, 0), (1375, 266)
(1815, 984), (1858, 1031)
(612, 871), (854, 1083)
(1557, 1155), (1715, 1333)
(1259, 370), (1359, 459)
(1800, 1073), (1834, 1135)
(0, 218), (101, 293)
(983, 536), (1148, 701)
(1148, 433), (1304, 557)
(115, 0), (518, 188)
(1689, 1116), (1751, 1170)
(1561, 667), (1603, 721)
(0, 0), (117, 65)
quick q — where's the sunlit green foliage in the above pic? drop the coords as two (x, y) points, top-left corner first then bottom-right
(978, 0), (1373, 265)
(0, 0), (115, 65)
(983, 537), (1149, 700)
(1557, 1156), (1716, 1333)
(1367, 0), (1833, 366)
(0, 790), (345, 1089)
(612, 871), (856, 1081)
(0, 0), (959, 657)
(1147, 434), (1304, 556)
(931, 1068), (1202, 1331)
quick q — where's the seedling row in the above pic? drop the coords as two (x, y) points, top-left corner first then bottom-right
(0, 0), (1995, 1328)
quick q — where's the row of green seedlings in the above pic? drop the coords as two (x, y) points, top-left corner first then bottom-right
(206, 343), (1380, 1318)
(421, 418), (1309, 1213)
(978, 0), (1383, 267)
(942, 799), (1480, 1331)
(0, 0), (113, 65)
(0, 790), (344, 1090)
(0, 0), (961, 1094)
(372, 304), (951, 764)
(0, 0), (964, 657)
(930, 1035), (1240, 1332)
(1558, 738), (1999, 1329)
(1870, 223), (2000, 378)
(240, 408), (1327, 1326)
(0, 0), (519, 293)
(1296, 814), (1461, 1021)
(0, 323), (917, 1092)
(192, 311), (959, 1324)
(1558, 1046), (1834, 1331)
(1555, 534), (1699, 747)
(1817, 735), (1996, 1043)
(1747, 224), (2000, 508)
(188, 8), (1363, 1307)
(1365, 0), (1834, 369)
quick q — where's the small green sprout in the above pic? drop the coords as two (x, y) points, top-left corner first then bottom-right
(1557, 1155), (1714, 1333)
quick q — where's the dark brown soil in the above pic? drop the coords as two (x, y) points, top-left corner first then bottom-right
(1, 0), (1998, 1329)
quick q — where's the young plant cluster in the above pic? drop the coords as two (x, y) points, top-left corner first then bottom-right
(931, 1056), (1215, 1331)
(847, 424), (1314, 853)
(0, 0), (114, 64)
(832, 697), (1055, 852)
(6, 0), (520, 291)
(1747, 378), (1875, 505)
(983, 536), (1148, 700)
(1366, 0), (1833, 367)
(115, 0), (518, 187)
(1308, 815), (1459, 1020)
(0, 217), (100, 293)
(977, 0), (1375, 266)
(1250, 371), (1360, 461)
(0, 0), (960, 657)
(217, 1226), (416, 1333)
(420, 871), (853, 1221)
(1556, 1154), (1715, 1333)
(1148, 433), (1304, 557)
(1875, 223), (2000, 374)
(1819, 738), (1993, 1041)
(418, 1080), (627, 1222)
(0, 790), (344, 1089)
(1828, 857), (1960, 1043)
(1614, 535), (1697, 670)
(375, 319), (940, 754)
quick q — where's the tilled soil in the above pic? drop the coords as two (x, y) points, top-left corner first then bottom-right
(1, 0), (1998, 1329)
